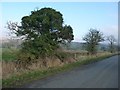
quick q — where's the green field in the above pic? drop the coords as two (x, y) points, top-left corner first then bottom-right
(2, 48), (18, 61)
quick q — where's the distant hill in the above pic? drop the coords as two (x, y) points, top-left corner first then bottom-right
(60, 42), (109, 51)
(1, 38), (109, 52)
(67, 42), (86, 51)
(1, 38), (23, 48)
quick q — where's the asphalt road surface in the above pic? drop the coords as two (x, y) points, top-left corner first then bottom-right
(23, 55), (118, 88)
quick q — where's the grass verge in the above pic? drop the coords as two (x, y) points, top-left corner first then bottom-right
(2, 53), (118, 88)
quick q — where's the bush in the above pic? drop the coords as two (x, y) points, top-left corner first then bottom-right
(20, 35), (59, 59)
(55, 51), (72, 62)
(15, 52), (36, 70)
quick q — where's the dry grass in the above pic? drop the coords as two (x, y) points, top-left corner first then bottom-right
(2, 51), (114, 79)
(0, 61), (2, 79)
(2, 56), (71, 79)
(2, 51), (117, 88)
(2, 61), (16, 79)
(76, 51), (112, 62)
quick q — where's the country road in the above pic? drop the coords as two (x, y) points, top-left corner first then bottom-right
(22, 55), (118, 88)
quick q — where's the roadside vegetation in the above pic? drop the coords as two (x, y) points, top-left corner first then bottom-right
(2, 7), (119, 88)
(2, 51), (118, 88)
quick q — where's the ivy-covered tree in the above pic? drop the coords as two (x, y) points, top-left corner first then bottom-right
(83, 28), (104, 54)
(7, 7), (74, 58)
(61, 25), (74, 43)
(60, 25), (74, 49)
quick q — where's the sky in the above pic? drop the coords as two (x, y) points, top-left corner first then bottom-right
(1, 2), (118, 43)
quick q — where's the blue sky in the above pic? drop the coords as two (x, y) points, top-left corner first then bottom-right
(1, 2), (118, 42)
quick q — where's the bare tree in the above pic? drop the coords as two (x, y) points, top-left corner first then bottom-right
(5, 21), (26, 49)
(107, 35), (116, 53)
(83, 28), (104, 55)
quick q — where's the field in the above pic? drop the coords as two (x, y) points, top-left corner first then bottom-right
(2, 48), (18, 61)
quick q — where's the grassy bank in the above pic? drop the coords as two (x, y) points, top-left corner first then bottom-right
(2, 52), (118, 88)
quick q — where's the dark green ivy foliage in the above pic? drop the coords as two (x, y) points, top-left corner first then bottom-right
(16, 7), (74, 58)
